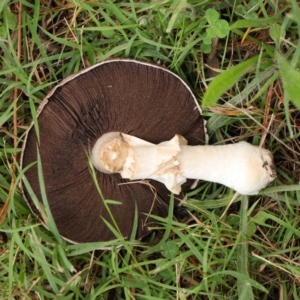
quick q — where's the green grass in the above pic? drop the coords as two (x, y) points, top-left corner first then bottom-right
(1, 0), (300, 299)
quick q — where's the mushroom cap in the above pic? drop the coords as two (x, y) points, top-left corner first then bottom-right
(21, 59), (207, 243)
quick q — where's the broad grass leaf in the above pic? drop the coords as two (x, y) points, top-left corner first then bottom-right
(202, 55), (261, 107)
(230, 17), (281, 29)
(276, 53), (300, 110)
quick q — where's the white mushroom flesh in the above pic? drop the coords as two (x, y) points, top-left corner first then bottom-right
(91, 132), (276, 195)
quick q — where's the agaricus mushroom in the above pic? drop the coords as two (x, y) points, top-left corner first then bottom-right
(21, 59), (207, 243)
(21, 59), (276, 244)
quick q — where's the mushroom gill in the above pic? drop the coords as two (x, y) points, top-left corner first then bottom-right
(21, 59), (206, 243)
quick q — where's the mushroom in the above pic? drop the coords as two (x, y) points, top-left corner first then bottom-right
(21, 59), (276, 244)
(20, 59), (207, 243)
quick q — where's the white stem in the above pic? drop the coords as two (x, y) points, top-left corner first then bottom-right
(91, 132), (276, 195)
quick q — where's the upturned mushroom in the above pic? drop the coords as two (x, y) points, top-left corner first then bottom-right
(21, 59), (276, 243)
(21, 59), (207, 243)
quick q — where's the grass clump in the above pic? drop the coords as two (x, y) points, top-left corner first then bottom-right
(1, 0), (300, 299)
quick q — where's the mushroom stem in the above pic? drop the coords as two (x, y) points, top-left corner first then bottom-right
(91, 132), (276, 195)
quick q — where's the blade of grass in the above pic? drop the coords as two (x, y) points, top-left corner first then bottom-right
(152, 192), (175, 248)
(29, 228), (59, 294)
(276, 52), (300, 111)
(0, 1), (22, 226)
(36, 149), (63, 243)
(237, 196), (254, 299)
(166, 0), (187, 33)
